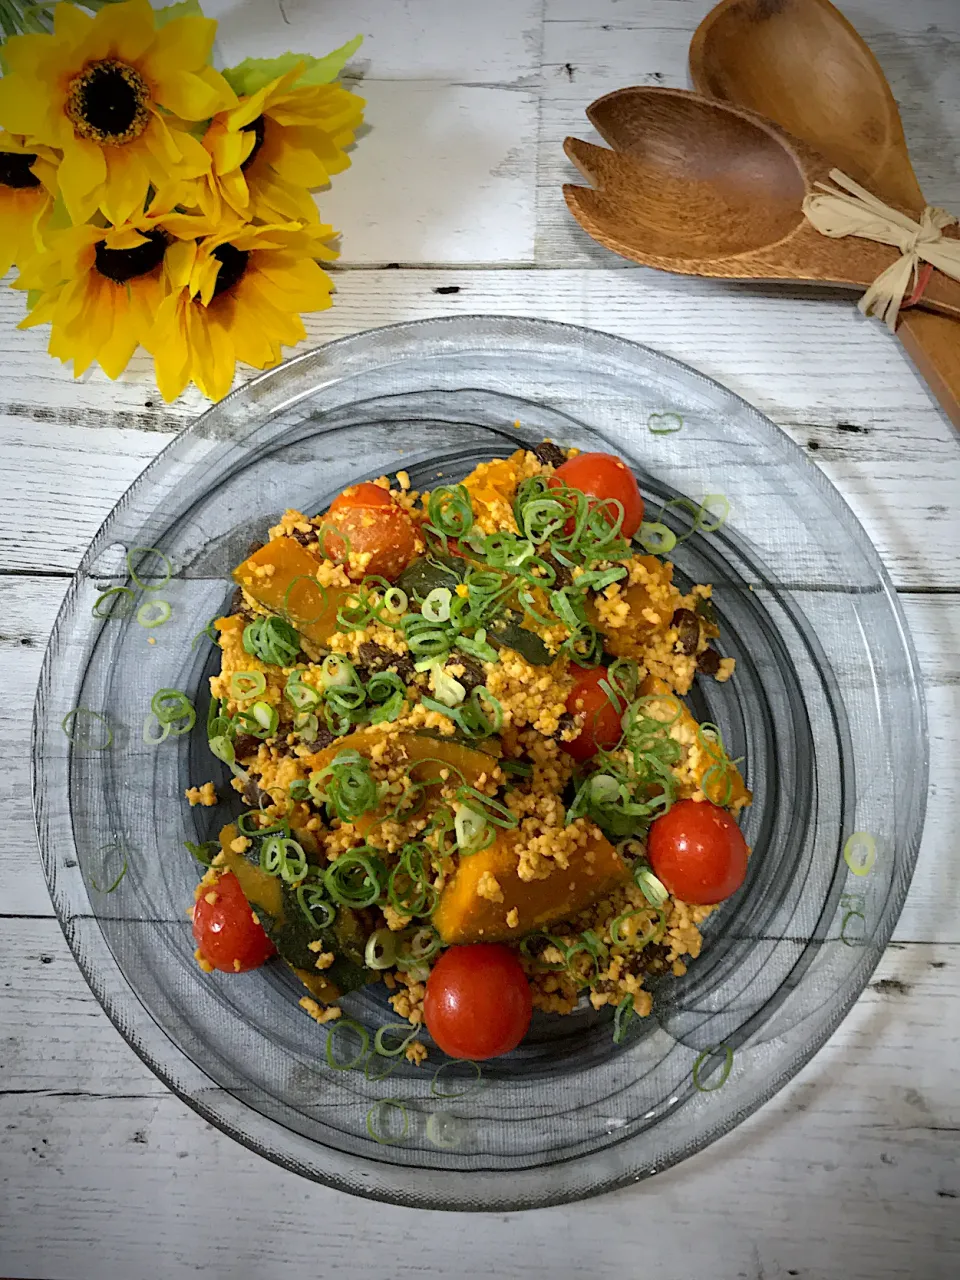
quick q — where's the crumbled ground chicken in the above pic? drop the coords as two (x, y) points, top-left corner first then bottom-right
(185, 781), (218, 807)
(299, 998), (342, 1025)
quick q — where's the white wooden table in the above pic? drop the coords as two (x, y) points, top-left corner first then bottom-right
(2, 1), (959, 1275)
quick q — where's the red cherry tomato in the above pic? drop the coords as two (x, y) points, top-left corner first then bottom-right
(324, 482), (418, 581)
(549, 452), (644, 539)
(648, 799), (748, 905)
(561, 666), (623, 762)
(192, 872), (275, 973)
(424, 944), (533, 1060)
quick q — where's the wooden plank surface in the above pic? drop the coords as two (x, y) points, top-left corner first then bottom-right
(2, 0), (959, 1274)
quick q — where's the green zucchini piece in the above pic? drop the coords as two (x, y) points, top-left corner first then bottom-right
(487, 611), (555, 666)
(220, 837), (370, 1000)
(395, 553), (466, 600)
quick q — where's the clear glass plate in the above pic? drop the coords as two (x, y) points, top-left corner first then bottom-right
(33, 316), (927, 1209)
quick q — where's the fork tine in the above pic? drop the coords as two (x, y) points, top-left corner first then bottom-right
(563, 136), (645, 193)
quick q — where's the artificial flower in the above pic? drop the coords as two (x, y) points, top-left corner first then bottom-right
(15, 188), (201, 379)
(0, 0), (236, 225)
(143, 219), (338, 402)
(195, 61), (364, 225)
(0, 132), (60, 278)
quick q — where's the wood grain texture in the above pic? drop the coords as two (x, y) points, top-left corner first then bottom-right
(1, 918), (957, 1279)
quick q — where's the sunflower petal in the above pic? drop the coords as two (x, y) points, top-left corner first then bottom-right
(78, 0), (155, 63)
(140, 14), (219, 79)
(0, 75), (50, 135)
(57, 139), (106, 225)
(157, 69), (234, 121)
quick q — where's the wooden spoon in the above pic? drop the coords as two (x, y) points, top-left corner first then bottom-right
(563, 87), (960, 319)
(689, 0), (960, 428)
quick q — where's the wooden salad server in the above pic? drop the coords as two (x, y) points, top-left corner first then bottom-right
(689, 0), (960, 428)
(562, 87), (960, 321)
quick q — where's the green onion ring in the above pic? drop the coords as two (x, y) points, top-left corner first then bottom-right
(92, 586), (134, 619)
(430, 1060), (482, 1099)
(692, 1044), (734, 1092)
(126, 546), (172, 591)
(325, 1020), (369, 1071)
(365, 1099), (409, 1145)
(137, 599), (172, 628)
(61, 708), (113, 750)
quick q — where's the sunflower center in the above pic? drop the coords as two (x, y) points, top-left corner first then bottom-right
(0, 151), (41, 189)
(94, 230), (168, 283)
(211, 243), (250, 298)
(240, 116), (266, 171)
(66, 59), (151, 146)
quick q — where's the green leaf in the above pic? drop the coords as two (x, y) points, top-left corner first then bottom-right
(153, 0), (203, 26)
(222, 33), (362, 97)
(25, 289), (42, 310)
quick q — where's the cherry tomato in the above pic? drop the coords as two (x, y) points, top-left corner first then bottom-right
(424, 944), (533, 1060)
(323, 482), (418, 581)
(549, 452), (644, 538)
(561, 666), (623, 762)
(192, 872), (275, 973)
(648, 799), (748, 905)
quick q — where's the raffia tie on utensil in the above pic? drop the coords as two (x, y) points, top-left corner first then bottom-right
(802, 168), (960, 331)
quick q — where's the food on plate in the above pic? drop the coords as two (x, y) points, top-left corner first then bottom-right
(187, 443), (750, 1060)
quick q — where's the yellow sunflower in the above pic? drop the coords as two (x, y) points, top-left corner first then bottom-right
(143, 219), (338, 403)
(15, 189), (199, 380)
(0, 133), (60, 278)
(0, 0), (236, 226)
(195, 62), (364, 225)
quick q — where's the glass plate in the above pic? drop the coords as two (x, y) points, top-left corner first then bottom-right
(33, 316), (927, 1209)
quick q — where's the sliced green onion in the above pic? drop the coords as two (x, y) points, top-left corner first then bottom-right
(431, 1060), (482, 1098)
(61, 708), (113, 750)
(323, 848), (384, 907)
(285, 671), (321, 711)
(191, 617), (219, 648)
(648, 411), (683, 434)
(455, 786), (518, 829)
(519, 931), (569, 971)
(698, 494), (730, 533)
(426, 1111), (466, 1150)
(127, 546), (172, 591)
(455, 629), (498, 664)
(365, 1099), (409, 1146)
(501, 759), (533, 777)
(243, 615), (300, 666)
(149, 688), (196, 738)
(91, 844), (128, 894)
(638, 522), (677, 555)
(137, 599), (171, 628)
(454, 804), (493, 855)
(407, 925), (442, 961)
(373, 1023), (420, 1057)
(296, 881), (336, 929)
(231, 671), (267, 700)
(634, 865), (669, 907)
(364, 1052), (401, 1082)
(365, 929), (399, 970)
(840, 909), (866, 946)
(692, 1044), (734, 1092)
(422, 587), (453, 623)
(325, 1019), (369, 1071)
(92, 586), (134, 619)
(610, 908), (665, 948)
(260, 835), (307, 883)
(613, 994), (635, 1044)
(427, 484), (474, 537)
(843, 831), (876, 878)
(310, 752), (381, 823)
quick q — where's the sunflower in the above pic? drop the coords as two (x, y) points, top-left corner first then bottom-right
(0, 0), (236, 226)
(194, 62), (364, 225)
(0, 133), (59, 279)
(143, 219), (338, 402)
(15, 189), (200, 380)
